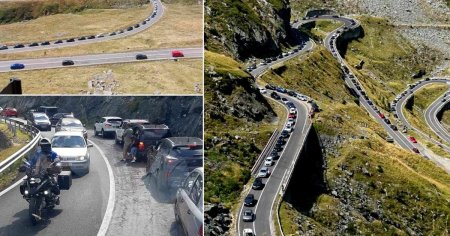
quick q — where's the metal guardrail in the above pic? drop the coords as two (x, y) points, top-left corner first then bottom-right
(0, 117), (41, 173)
(251, 129), (279, 176)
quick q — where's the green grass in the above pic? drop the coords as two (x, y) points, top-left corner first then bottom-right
(402, 83), (449, 145)
(205, 52), (280, 207)
(257, 16), (450, 233)
(300, 20), (344, 41)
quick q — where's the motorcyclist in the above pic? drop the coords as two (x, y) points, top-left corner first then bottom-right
(24, 138), (62, 203)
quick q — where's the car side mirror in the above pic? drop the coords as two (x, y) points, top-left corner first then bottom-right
(87, 144), (93, 148)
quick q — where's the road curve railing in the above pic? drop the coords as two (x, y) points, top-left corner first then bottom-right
(0, 0), (164, 54)
(251, 129), (279, 176)
(0, 117), (41, 174)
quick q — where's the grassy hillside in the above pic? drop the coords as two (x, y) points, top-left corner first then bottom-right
(255, 13), (450, 233)
(205, 51), (280, 206)
(260, 43), (450, 234)
(0, 0), (149, 24)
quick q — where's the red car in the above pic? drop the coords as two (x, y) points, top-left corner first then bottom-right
(1, 107), (17, 117)
(379, 113), (385, 119)
(412, 148), (420, 153)
(288, 113), (296, 119)
(409, 136), (417, 143)
(171, 50), (184, 57)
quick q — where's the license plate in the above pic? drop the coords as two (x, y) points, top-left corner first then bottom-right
(62, 162), (72, 167)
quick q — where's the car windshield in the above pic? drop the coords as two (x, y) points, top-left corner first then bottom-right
(62, 119), (83, 127)
(52, 136), (85, 148)
(34, 115), (48, 120)
(107, 119), (122, 123)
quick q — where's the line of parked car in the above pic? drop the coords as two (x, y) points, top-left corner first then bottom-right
(241, 95), (298, 235)
(92, 115), (203, 235)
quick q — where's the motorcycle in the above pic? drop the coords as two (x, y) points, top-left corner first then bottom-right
(19, 159), (61, 225)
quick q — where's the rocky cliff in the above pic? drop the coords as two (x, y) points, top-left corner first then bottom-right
(205, 0), (292, 60)
(0, 96), (202, 137)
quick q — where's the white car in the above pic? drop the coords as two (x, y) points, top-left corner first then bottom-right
(264, 156), (274, 166)
(175, 167), (203, 236)
(243, 228), (254, 236)
(94, 116), (122, 138)
(259, 87), (267, 94)
(258, 167), (271, 178)
(289, 108), (297, 114)
(284, 127), (293, 133)
(287, 120), (295, 127)
(288, 118), (296, 125)
(297, 94), (307, 101)
(51, 131), (93, 175)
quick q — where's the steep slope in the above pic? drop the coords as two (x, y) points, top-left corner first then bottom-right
(257, 14), (450, 234)
(205, 0), (292, 60)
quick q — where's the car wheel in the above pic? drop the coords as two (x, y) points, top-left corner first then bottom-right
(94, 128), (98, 136)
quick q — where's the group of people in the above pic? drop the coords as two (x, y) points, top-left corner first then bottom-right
(121, 125), (139, 163)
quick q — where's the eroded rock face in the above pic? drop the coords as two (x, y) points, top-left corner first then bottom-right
(204, 203), (232, 236)
(205, 0), (292, 60)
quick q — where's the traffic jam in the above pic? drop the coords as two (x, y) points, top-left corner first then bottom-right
(0, 103), (203, 235)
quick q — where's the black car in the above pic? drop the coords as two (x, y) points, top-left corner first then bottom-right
(265, 84), (276, 90)
(87, 35), (95, 39)
(276, 138), (285, 145)
(287, 91), (297, 97)
(270, 149), (280, 160)
(136, 54), (148, 60)
(394, 114), (398, 118)
(109, 32), (117, 36)
(390, 125), (397, 131)
(55, 40), (63, 44)
(244, 194), (255, 206)
(425, 78), (430, 81)
(62, 60), (75, 66)
(67, 38), (75, 42)
(50, 112), (74, 126)
(281, 130), (290, 138)
(275, 142), (283, 149)
(142, 21), (147, 25)
(134, 24), (140, 28)
(252, 178), (264, 190)
(287, 102), (295, 108)
(29, 42), (39, 47)
(78, 36), (86, 40)
(0, 45), (7, 50)
(384, 118), (391, 124)
(367, 100), (373, 105)
(41, 41), (50, 46)
(271, 92), (280, 100)
(13, 44), (25, 48)
(127, 26), (133, 31)
(273, 145), (283, 152)
(118, 30), (124, 34)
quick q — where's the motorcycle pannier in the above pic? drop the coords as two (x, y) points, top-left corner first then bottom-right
(58, 171), (72, 190)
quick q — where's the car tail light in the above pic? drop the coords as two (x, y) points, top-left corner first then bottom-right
(138, 142), (145, 151)
(198, 225), (203, 236)
(188, 143), (197, 149)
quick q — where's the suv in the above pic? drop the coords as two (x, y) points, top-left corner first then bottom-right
(114, 119), (150, 144)
(36, 106), (58, 119)
(132, 124), (171, 160)
(94, 116), (122, 138)
(28, 112), (51, 131)
(147, 137), (203, 190)
(174, 167), (203, 236)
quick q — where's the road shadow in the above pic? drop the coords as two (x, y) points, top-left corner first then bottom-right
(0, 208), (63, 236)
(142, 174), (177, 204)
(169, 220), (185, 236)
(282, 126), (327, 214)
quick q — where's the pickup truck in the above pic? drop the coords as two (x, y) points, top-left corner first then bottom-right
(114, 119), (150, 144)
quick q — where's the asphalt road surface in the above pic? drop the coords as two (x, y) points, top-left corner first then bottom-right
(425, 88), (450, 143)
(237, 92), (309, 236)
(0, 127), (110, 236)
(0, 0), (164, 54)
(0, 47), (203, 72)
(88, 130), (184, 236)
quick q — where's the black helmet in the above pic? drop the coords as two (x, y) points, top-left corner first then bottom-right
(39, 138), (52, 154)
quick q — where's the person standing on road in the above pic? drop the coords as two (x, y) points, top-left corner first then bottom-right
(121, 125), (134, 162)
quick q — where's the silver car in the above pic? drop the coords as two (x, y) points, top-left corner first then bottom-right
(258, 167), (271, 178)
(55, 118), (87, 140)
(242, 209), (254, 222)
(51, 131), (93, 175)
(174, 167), (203, 236)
